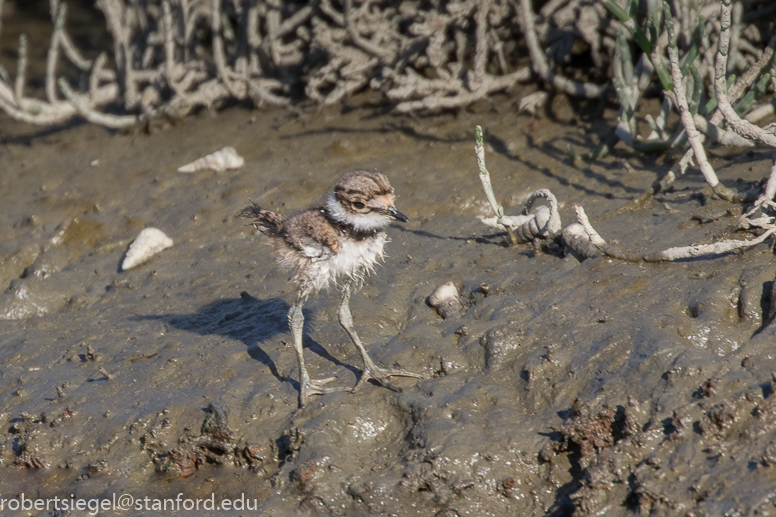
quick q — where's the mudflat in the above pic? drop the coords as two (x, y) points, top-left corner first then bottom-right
(1, 94), (776, 516)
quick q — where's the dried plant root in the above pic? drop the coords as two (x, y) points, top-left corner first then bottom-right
(0, 0), (772, 149)
(566, 205), (776, 263)
(480, 189), (561, 244)
(475, 125), (517, 246)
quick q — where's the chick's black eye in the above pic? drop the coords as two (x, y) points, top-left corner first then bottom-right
(353, 202), (366, 209)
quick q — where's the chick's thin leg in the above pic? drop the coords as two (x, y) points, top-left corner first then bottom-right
(289, 288), (352, 408)
(338, 282), (422, 393)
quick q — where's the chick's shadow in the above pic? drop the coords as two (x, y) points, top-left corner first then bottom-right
(132, 292), (357, 389)
(133, 292), (289, 382)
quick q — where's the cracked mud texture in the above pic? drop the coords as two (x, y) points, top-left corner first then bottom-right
(3, 88), (776, 515)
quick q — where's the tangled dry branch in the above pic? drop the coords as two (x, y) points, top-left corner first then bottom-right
(2, 0), (770, 130)
(563, 205), (776, 262)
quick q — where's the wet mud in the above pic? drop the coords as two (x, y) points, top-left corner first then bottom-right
(2, 91), (776, 516)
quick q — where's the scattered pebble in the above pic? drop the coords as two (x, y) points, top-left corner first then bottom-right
(428, 281), (461, 319)
(99, 367), (113, 381)
(85, 344), (98, 361)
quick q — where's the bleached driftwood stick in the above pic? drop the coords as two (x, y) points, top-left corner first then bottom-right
(161, 0), (177, 88)
(344, 0), (391, 62)
(14, 34), (26, 102)
(663, 1), (734, 201)
(645, 229), (776, 261)
(712, 0), (776, 212)
(666, 35), (775, 187)
(743, 158), (776, 219)
(516, 0), (608, 99)
(714, 0), (776, 149)
(211, 0), (239, 98)
(692, 114), (754, 147)
(58, 78), (138, 128)
(571, 205), (776, 262)
(480, 189), (562, 244)
(475, 125), (518, 246)
(45, 3), (66, 104)
(1, 0), (773, 129)
(761, 159), (776, 210)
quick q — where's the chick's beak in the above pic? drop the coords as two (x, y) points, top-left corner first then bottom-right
(386, 206), (409, 223)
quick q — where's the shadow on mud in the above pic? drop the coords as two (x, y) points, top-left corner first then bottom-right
(132, 292), (366, 389)
(132, 292), (289, 380)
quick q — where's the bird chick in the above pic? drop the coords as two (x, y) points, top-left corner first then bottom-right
(238, 170), (421, 407)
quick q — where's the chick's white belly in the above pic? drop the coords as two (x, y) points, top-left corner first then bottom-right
(307, 234), (387, 291)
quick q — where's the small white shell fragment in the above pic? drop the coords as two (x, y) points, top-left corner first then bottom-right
(121, 228), (173, 271)
(177, 146), (244, 173)
(428, 281), (461, 319)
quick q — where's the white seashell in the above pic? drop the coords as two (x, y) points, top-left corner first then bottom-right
(428, 281), (461, 319)
(121, 228), (173, 271)
(177, 146), (244, 173)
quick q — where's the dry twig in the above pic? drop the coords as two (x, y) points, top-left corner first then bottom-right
(0, 0), (771, 141)
(568, 205), (776, 262)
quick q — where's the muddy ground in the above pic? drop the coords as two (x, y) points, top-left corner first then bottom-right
(3, 55), (776, 516)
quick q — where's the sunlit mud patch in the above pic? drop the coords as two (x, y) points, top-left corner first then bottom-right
(677, 320), (742, 356)
(269, 399), (410, 512)
(458, 196), (493, 216)
(347, 415), (389, 441)
(0, 244), (40, 288)
(0, 277), (69, 319)
(287, 399), (407, 465)
(391, 377), (544, 515)
(0, 216), (112, 319)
